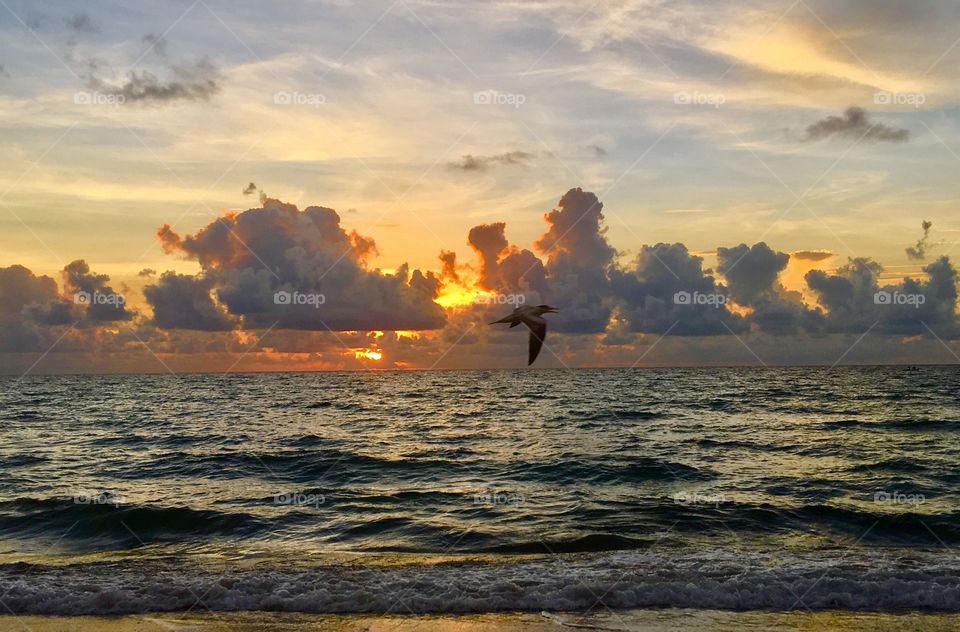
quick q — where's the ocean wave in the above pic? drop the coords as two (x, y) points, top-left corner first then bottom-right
(822, 418), (960, 431)
(0, 498), (265, 542)
(2, 549), (959, 615)
(848, 457), (928, 473)
(105, 448), (430, 482)
(0, 454), (48, 468)
(563, 409), (666, 422)
(508, 456), (715, 484)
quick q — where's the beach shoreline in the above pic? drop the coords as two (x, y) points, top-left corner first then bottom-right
(3, 610), (960, 632)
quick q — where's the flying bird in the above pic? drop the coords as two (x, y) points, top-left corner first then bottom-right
(490, 304), (559, 365)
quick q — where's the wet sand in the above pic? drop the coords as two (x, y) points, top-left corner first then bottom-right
(3, 610), (960, 631)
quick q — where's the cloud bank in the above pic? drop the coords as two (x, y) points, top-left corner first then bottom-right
(1, 188), (957, 370)
(151, 197), (446, 331)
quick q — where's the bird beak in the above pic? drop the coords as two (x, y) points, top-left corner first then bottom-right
(548, 307), (559, 313)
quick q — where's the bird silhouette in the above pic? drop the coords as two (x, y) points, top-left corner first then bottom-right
(489, 304), (559, 365)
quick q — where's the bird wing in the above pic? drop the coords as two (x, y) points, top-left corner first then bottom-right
(521, 314), (547, 365)
(489, 307), (526, 326)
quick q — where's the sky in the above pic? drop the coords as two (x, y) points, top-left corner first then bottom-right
(2, 0), (960, 373)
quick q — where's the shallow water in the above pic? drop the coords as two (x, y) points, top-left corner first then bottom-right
(0, 367), (958, 614)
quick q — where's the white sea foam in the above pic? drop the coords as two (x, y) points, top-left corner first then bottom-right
(1, 549), (959, 615)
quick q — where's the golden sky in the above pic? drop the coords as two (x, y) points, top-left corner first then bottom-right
(2, 0), (960, 372)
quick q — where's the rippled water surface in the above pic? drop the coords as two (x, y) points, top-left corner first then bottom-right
(1, 367), (958, 614)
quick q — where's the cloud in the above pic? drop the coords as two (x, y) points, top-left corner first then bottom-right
(906, 220), (933, 261)
(0, 261), (136, 353)
(0, 265), (69, 351)
(61, 260), (131, 322)
(7, 187), (960, 371)
(535, 187), (616, 333)
(149, 197), (446, 331)
(438, 250), (459, 283)
(610, 243), (744, 336)
(242, 182), (258, 196)
(143, 273), (235, 331)
(791, 250), (835, 262)
(141, 33), (167, 57)
(587, 144), (607, 157)
(138, 268), (156, 278)
(716, 242), (789, 305)
(717, 243), (820, 335)
(67, 13), (98, 33)
(467, 222), (547, 296)
(803, 106), (908, 143)
(449, 151), (534, 172)
(90, 58), (221, 104)
(806, 256), (958, 336)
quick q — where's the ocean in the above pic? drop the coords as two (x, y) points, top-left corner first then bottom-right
(1, 366), (959, 616)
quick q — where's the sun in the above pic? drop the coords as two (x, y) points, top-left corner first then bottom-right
(355, 349), (383, 361)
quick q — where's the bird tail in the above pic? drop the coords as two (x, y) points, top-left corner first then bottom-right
(489, 316), (514, 325)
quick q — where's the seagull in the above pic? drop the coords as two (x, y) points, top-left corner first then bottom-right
(490, 304), (559, 365)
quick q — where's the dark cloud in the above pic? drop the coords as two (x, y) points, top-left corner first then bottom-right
(717, 243), (821, 335)
(806, 256), (958, 336)
(138, 268), (156, 278)
(905, 220), (933, 261)
(792, 250), (834, 261)
(611, 243), (744, 335)
(535, 188), (616, 333)
(449, 151), (534, 172)
(439, 250), (459, 283)
(0, 261), (135, 353)
(467, 222), (508, 279)
(61, 260), (131, 322)
(150, 197), (446, 331)
(67, 14), (98, 33)
(716, 242), (788, 305)
(803, 106), (908, 143)
(242, 182), (258, 196)
(600, 314), (635, 346)
(7, 188), (960, 371)
(806, 258), (883, 333)
(143, 273), (234, 331)
(0, 265), (70, 351)
(467, 222), (547, 296)
(90, 58), (221, 104)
